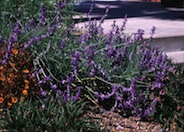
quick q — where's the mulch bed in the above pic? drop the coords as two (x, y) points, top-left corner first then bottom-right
(85, 110), (180, 132)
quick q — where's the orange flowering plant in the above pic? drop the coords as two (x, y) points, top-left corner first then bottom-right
(0, 42), (38, 107)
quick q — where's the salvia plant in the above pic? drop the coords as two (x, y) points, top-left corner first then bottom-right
(0, 0), (183, 131)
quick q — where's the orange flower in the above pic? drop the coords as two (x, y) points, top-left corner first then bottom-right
(22, 89), (28, 95)
(24, 84), (29, 89)
(11, 97), (18, 103)
(22, 69), (29, 73)
(9, 73), (14, 78)
(8, 102), (12, 107)
(12, 49), (18, 55)
(7, 77), (12, 84)
(0, 75), (6, 81)
(0, 97), (4, 104)
(24, 79), (30, 84)
(0, 66), (3, 70)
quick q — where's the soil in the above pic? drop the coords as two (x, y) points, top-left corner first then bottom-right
(85, 110), (180, 132)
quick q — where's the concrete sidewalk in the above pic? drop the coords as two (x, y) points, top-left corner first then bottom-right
(74, 1), (184, 64)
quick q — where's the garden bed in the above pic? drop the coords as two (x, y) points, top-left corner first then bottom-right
(0, 0), (184, 131)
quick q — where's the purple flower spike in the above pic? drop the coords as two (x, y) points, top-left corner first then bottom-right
(29, 18), (36, 27)
(51, 84), (57, 91)
(48, 24), (57, 36)
(71, 50), (81, 69)
(56, 0), (64, 11)
(0, 60), (7, 65)
(152, 81), (163, 89)
(9, 35), (17, 44)
(121, 15), (127, 32)
(89, 68), (95, 76)
(150, 26), (156, 38)
(40, 90), (47, 97)
(134, 29), (145, 41)
(59, 40), (65, 50)
(39, 4), (47, 24)
(73, 86), (81, 101)
(144, 97), (159, 117)
(13, 21), (21, 35)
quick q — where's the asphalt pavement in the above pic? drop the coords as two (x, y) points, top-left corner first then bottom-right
(74, 0), (184, 37)
(74, 0), (184, 64)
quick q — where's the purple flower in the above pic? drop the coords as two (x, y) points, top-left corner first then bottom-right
(89, 68), (95, 76)
(13, 21), (21, 35)
(106, 46), (116, 58)
(150, 26), (156, 38)
(0, 60), (7, 65)
(134, 29), (144, 41)
(84, 45), (95, 62)
(24, 34), (48, 49)
(152, 81), (163, 89)
(40, 90), (47, 97)
(25, 18), (36, 31)
(59, 40), (65, 50)
(9, 35), (17, 44)
(71, 51), (81, 69)
(38, 80), (43, 87)
(29, 18), (36, 27)
(72, 51), (81, 60)
(71, 57), (78, 67)
(66, 85), (72, 101)
(51, 84), (57, 91)
(99, 5), (110, 24)
(56, 0), (64, 11)
(80, 33), (90, 44)
(73, 86), (81, 101)
(86, 0), (95, 17)
(95, 84), (120, 101)
(144, 97), (159, 117)
(48, 24), (57, 36)
(39, 4), (47, 24)
(62, 72), (76, 85)
(3, 21), (21, 62)
(140, 75), (146, 81)
(120, 15), (127, 32)
(113, 83), (120, 93)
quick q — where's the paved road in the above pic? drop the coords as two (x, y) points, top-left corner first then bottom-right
(74, 1), (184, 64)
(74, 1), (184, 37)
(74, 0), (184, 20)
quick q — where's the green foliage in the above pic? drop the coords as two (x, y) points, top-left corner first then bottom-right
(0, 96), (102, 132)
(156, 65), (184, 131)
(0, 0), (40, 39)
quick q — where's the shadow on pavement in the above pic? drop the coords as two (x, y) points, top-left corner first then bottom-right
(74, 1), (184, 22)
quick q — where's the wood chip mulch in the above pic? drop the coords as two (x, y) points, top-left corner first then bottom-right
(85, 111), (179, 132)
